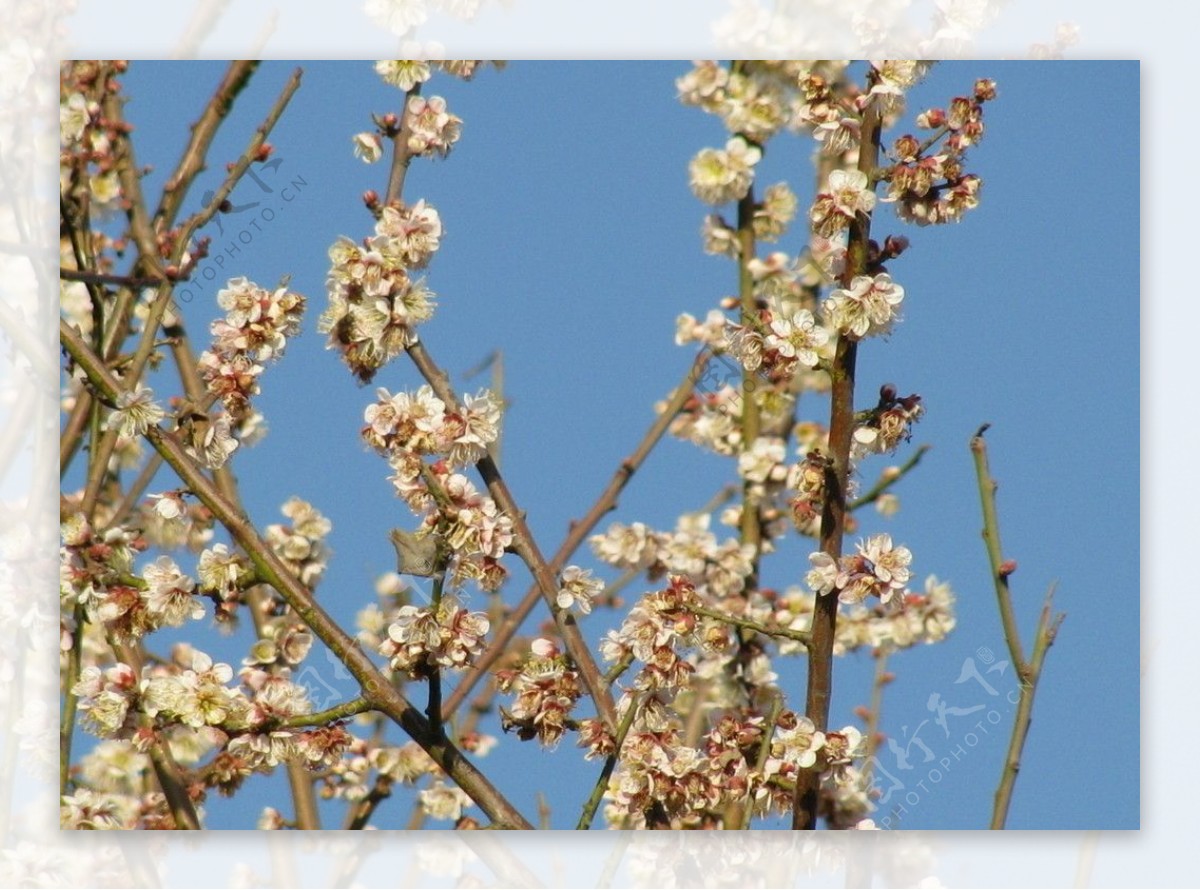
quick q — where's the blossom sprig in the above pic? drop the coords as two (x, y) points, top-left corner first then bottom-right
(378, 595), (491, 679)
(60, 61), (127, 211)
(823, 272), (905, 340)
(319, 231), (437, 383)
(879, 77), (996, 226)
(405, 95), (462, 158)
(806, 534), (913, 605)
(590, 516), (756, 602)
(60, 516), (208, 643)
(319, 201), (446, 384)
(363, 383), (501, 468)
(387, 459), (513, 591)
(198, 277), (306, 420)
(770, 574), (956, 658)
(496, 638), (584, 748)
(263, 497), (332, 589)
(724, 306), (832, 381)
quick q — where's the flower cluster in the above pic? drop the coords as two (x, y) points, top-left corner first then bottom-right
(496, 638), (583, 748)
(882, 78), (995, 226)
(810, 169), (876, 239)
(72, 662), (139, 738)
(724, 307), (831, 381)
(193, 276), (304, 463)
(405, 95), (462, 158)
(590, 516), (756, 602)
(599, 576), (713, 691)
(372, 200), (443, 269)
(387, 458), (513, 590)
(61, 515), (207, 644)
(677, 61), (847, 142)
(318, 208), (440, 383)
(264, 497), (332, 589)
(806, 534), (913, 605)
(378, 596), (490, 677)
(141, 650), (252, 731)
(864, 61), (932, 117)
(363, 383), (501, 468)
(823, 272), (905, 340)
(60, 61), (125, 211)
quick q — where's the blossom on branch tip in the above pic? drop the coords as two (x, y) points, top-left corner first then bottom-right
(405, 95), (462, 158)
(374, 59), (433, 90)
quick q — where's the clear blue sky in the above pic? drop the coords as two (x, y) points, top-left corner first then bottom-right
(84, 60), (1138, 830)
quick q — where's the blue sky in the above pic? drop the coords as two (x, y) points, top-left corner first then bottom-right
(79, 60), (1138, 830)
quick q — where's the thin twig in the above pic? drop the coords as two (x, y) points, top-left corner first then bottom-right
(970, 427), (1065, 829)
(576, 693), (641, 830)
(848, 444), (930, 511)
(277, 697), (374, 728)
(689, 604), (811, 646)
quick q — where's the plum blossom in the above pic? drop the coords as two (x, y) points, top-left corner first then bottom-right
(810, 168), (876, 238)
(824, 273), (905, 339)
(105, 386), (164, 438)
(689, 136), (762, 205)
(556, 565), (603, 615)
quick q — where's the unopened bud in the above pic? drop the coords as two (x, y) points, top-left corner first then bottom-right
(974, 78), (997, 102)
(918, 107), (947, 129)
(255, 143), (274, 162)
(999, 559), (1018, 578)
(884, 235), (910, 257)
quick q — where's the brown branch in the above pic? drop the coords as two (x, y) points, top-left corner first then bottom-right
(385, 83), (421, 206)
(59, 269), (165, 289)
(792, 100), (883, 831)
(155, 60), (262, 231)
